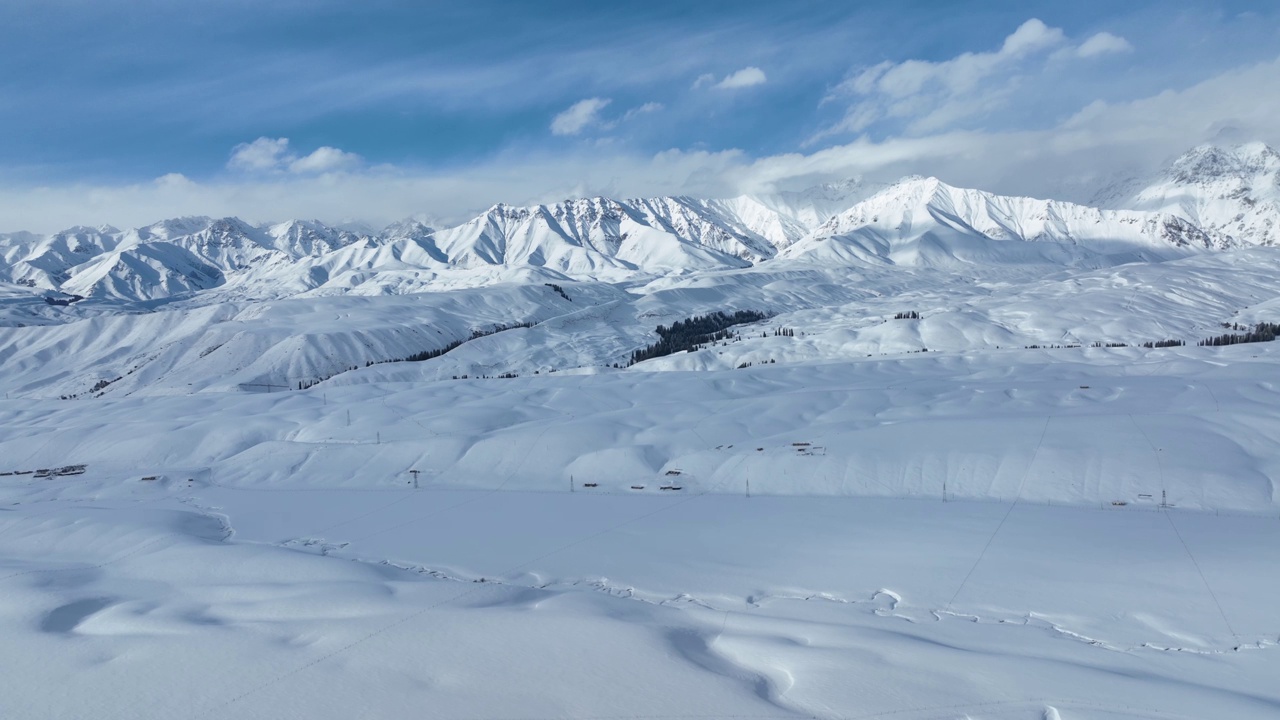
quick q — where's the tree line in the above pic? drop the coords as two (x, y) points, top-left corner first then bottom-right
(628, 310), (772, 366)
(1198, 321), (1280, 347)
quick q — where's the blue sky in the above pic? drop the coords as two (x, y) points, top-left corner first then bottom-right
(1, 0), (1279, 230)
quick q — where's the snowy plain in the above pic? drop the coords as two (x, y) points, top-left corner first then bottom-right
(3, 342), (1280, 719)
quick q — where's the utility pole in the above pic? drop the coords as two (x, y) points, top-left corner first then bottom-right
(943, 481), (947, 503)
(410, 470), (420, 489)
(745, 477), (750, 498)
(570, 475), (575, 493)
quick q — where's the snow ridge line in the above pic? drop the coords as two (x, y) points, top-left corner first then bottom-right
(290, 542), (1277, 657)
(192, 484), (731, 717)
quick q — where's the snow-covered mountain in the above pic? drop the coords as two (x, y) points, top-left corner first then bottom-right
(1100, 142), (1280, 246)
(783, 176), (1229, 268)
(0, 184), (874, 303)
(0, 225), (123, 290)
(0, 144), (1276, 307)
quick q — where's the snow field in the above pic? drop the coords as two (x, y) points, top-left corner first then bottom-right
(4, 335), (1280, 716)
(3, 479), (1278, 718)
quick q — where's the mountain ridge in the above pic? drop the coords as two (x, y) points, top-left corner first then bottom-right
(1, 143), (1276, 307)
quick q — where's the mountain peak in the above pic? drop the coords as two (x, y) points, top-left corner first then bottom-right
(1166, 143), (1280, 184)
(382, 218), (437, 238)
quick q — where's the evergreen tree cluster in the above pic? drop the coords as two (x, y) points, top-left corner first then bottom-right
(396, 339), (464, 364)
(1198, 322), (1280, 347)
(894, 311), (920, 320)
(544, 283), (572, 302)
(772, 327), (795, 337)
(297, 321), (540, 390)
(470, 321), (536, 340)
(627, 310), (772, 366)
(1143, 339), (1185, 349)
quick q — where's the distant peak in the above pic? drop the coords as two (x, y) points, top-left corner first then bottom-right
(1166, 142), (1280, 184)
(208, 217), (254, 232)
(872, 175), (945, 201)
(381, 218), (436, 237)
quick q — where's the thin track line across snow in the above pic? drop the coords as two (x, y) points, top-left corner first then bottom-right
(944, 414), (1052, 611)
(1129, 412), (1239, 641)
(1163, 510), (1240, 642)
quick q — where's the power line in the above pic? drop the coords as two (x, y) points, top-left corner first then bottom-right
(1163, 510), (1239, 642)
(945, 415), (1051, 611)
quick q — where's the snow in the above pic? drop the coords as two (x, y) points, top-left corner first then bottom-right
(3, 143), (1280, 717)
(5, 337), (1280, 716)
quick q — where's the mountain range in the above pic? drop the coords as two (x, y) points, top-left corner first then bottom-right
(2, 142), (1276, 310)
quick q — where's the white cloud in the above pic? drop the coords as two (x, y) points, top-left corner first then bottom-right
(622, 102), (664, 121)
(693, 67), (768, 90)
(752, 55), (1280, 201)
(715, 67), (767, 89)
(227, 137), (363, 174)
(1077, 32), (1134, 58)
(289, 146), (362, 173)
(1000, 17), (1066, 55)
(820, 19), (1134, 140)
(550, 98), (612, 136)
(227, 137), (292, 172)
